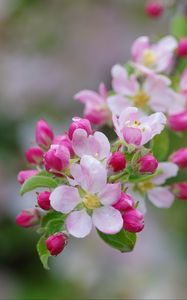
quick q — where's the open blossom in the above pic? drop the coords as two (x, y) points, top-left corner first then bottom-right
(113, 106), (166, 147)
(128, 162), (179, 213)
(71, 128), (110, 160)
(108, 65), (185, 115)
(50, 155), (123, 238)
(74, 83), (111, 126)
(131, 35), (177, 74)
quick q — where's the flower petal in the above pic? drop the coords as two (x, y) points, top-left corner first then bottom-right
(131, 36), (150, 61)
(79, 155), (107, 193)
(74, 90), (103, 105)
(98, 183), (121, 205)
(50, 185), (80, 213)
(66, 209), (92, 238)
(92, 131), (110, 160)
(72, 129), (89, 157)
(107, 95), (131, 116)
(152, 162), (179, 185)
(92, 206), (123, 234)
(123, 126), (142, 146)
(148, 187), (174, 208)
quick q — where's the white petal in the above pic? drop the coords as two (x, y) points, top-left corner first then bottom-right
(79, 155), (107, 193)
(92, 131), (110, 160)
(66, 209), (92, 238)
(152, 162), (179, 185)
(148, 187), (174, 208)
(92, 206), (123, 234)
(50, 185), (80, 213)
(107, 95), (131, 116)
(99, 183), (121, 205)
(72, 129), (89, 157)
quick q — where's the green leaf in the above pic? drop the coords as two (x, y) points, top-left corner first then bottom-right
(20, 175), (58, 196)
(41, 211), (64, 228)
(171, 15), (187, 38)
(37, 235), (50, 270)
(151, 129), (169, 161)
(45, 218), (65, 236)
(97, 229), (136, 253)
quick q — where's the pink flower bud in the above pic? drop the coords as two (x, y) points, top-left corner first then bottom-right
(113, 192), (135, 212)
(36, 119), (54, 149)
(168, 110), (187, 131)
(17, 170), (38, 184)
(37, 191), (51, 210)
(25, 146), (44, 165)
(170, 148), (187, 169)
(16, 209), (40, 228)
(123, 208), (144, 233)
(46, 233), (68, 256)
(172, 182), (187, 200)
(68, 117), (92, 140)
(53, 135), (74, 156)
(177, 38), (187, 57)
(138, 154), (158, 174)
(44, 144), (70, 173)
(108, 151), (126, 172)
(145, 1), (164, 18)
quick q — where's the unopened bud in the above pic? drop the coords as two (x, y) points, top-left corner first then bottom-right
(17, 170), (38, 185)
(25, 146), (44, 165)
(108, 151), (126, 172)
(44, 144), (70, 173)
(36, 119), (54, 149)
(68, 117), (92, 140)
(113, 192), (135, 212)
(168, 110), (187, 131)
(177, 38), (187, 57)
(123, 208), (144, 233)
(172, 182), (187, 200)
(145, 1), (164, 18)
(138, 154), (158, 174)
(46, 233), (68, 256)
(37, 191), (51, 210)
(170, 148), (187, 169)
(16, 209), (40, 228)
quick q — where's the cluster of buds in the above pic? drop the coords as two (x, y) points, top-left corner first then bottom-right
(16, 32), (187, 267)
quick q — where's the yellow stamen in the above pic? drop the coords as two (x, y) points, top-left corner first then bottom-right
(83, 193), (101, 209)
(142, 49), (156, 67)
(138, 181), (155, 192)
(133, 90), (150, 108)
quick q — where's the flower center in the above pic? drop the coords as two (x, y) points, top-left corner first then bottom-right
(83, 193), (101, 209)
(133, 90), (150, 108)
(138, 180), (155, 192)
(142, 49), (156, 67)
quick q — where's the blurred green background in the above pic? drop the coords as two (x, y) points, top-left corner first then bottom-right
(0, 0), (187, 299)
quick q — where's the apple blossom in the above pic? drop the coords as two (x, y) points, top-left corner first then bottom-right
(113, 106), (166, 147)
(68, 117), (92, 140)
(37, 191), (51, 211)
(44, 144), (70, 173)
(172, 182), (187, 200)
(168, 110), (187, 131)
(17, 170), (38, 185)
(123, 208), (144, 233)
(177, 38), (187, 57)
(16, 209), (40, 228)
(131, 35), (177, 74)
(25, 146), (44, 165)
(170, 148), (187, 169)
(108, 65), (185, 115)
(138, 153), (158, 174)
(50, 155), (123, 238)
(108, 151), (126, 172)
(145, 1), (164, 18)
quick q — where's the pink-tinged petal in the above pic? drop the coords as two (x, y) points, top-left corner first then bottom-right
(107, 95), (131, 116)
(148, 187), (174, 208)
(126, 184), (147, 214)
(157, 36), (178, 52)
(70, 163), (83, 186)
(143, 74), (170, 96)
(92, 206), (123, 234)
(132, 36), (150, 61)
(74, 90), (103, 105)
(99, 82), (108, 98)
(50, 186), (81, 214)
(119, 106), (138, 128)
(123, 126), (142, 146)
(79, 155), (107, 193)
(92, 131), (110, 160)
(139, 125), (152, 145)
(152, 162), (179, 185)
(111, 64), (139, 96)
(98, 183), (121, 206)
(141, 112), (166, 138)
(133, 62), (154, 76)
(66, 209), (92, 238)
(180, 68), (187, 91)
(72, 128), (89, 157)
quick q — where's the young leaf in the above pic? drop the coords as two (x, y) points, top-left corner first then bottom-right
(41, 211), (64, 228)
(37, 235), (50, 270)
(45, 218), (65, 236)
(97, 229), (136, 253)
(151, 129), (169, 161)
(20, 175), (58, 196)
